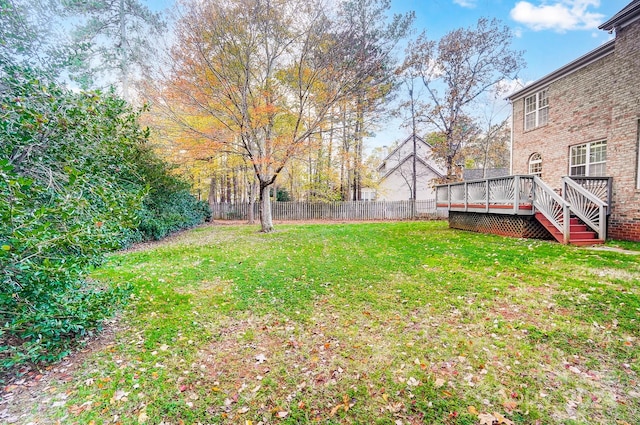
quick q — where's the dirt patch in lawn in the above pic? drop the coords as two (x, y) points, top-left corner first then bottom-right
(0, 317), (124, 424)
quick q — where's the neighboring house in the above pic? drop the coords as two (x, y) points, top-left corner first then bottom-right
(507, 0), (640, 242)
(376, 135), (445, 201)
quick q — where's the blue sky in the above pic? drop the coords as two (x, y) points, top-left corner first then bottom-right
(389, 0), (628, 85)
(380, 0), (631, 148)
(147, 0), (631, 148)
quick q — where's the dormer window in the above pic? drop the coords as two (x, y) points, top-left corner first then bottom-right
(524, 88), (549, 131)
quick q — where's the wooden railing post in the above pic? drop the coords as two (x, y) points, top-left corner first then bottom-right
(531, 177), (537, 211)
(464, 182), (468, 212)
(485, 179), (489, 212)
(599, 204), (606, 239)
(513, 175), (520, 214)
(563, 203), (571, 244)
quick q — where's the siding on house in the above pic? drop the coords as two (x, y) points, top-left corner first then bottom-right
(509, 9), (640, 241)
(376, 135), (445, 202)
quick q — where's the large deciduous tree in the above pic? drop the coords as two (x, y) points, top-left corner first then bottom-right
(404, 18), (524, 181)
(147, 0), (393, 232)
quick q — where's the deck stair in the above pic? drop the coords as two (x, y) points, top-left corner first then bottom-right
(535, 213), (604, 246)
(436, 175), (610, 245)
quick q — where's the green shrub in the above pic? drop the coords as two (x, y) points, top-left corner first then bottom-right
(0, 160), (132, 369)
(0, 65), (208, 374)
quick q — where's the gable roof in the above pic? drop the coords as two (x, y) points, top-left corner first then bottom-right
(599, 0), (640, 32)
(507, 40), (615, 102)
(379, 134), (433, 165)
(376, 134), (444, 179)
(508, 1), (640, 102)
(378, 154), (445, 181)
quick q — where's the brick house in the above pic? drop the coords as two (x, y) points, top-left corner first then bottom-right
(507, 0), (640, 242)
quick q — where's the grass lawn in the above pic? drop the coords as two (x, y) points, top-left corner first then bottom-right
(5, 221), (639, 424)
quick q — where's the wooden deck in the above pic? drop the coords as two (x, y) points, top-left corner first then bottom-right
(436, 202), (534, 215)
(436, 175), (610, 245)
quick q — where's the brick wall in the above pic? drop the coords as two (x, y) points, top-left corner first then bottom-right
(511, 22), (640, 242)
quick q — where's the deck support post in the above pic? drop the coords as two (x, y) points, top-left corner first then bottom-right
(513, 175), (520, 214)
(562, 203), (571, 244)
(464, 182), (468, 212)
(485, 179), (489, 212)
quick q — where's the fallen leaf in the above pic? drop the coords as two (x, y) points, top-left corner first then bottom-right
(255, 354), (267, 364)
(276, 411), (288, 418)
(407, 377), (420, 387)
(137, 410), (148, 424)
(494, 412), (515, 425)
(503, 400), (517, 412)
(478, 413), (497, 425)
(330, 404), (343, 416)
(238, 406), (249, 414)
(112, 390), (129, 403)
(467, 405), (478, 415)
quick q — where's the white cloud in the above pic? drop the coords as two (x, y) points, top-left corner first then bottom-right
(492, 78), (528, 99)
(510, 0), (606, 32)
(453, 0), (477, 8)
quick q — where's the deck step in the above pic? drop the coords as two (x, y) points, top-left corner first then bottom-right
(569, 238), (606, 246)
(534, 213), (604, 246)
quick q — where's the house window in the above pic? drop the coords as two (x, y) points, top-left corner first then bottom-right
(637, 120), (640, 189)
(569, 140), (607, 177)
(528, 153), (542, 177)
(524, 88), (549, 131)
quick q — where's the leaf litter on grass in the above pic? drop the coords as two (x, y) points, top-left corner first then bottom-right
(2, 221), (639, 424)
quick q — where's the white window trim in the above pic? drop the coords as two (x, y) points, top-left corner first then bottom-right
(637, 120), (640, 189)
(528, 153), (542, 177)
(524, 88), (549, 131)
(569, 140), (607, 177)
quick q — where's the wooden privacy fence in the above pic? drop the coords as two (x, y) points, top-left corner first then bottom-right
(210, 200), (444, 221)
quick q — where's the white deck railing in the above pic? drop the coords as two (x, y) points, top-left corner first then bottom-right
(562, 176), (608, 240)
(436, 174), (610, 243)
(532, 176), (571, 244)
(436, 175), (535, 214)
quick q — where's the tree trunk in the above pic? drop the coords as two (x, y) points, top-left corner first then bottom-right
(247, 178), (257, 224)
(259, 183), (274, 232)
(208, 176), (217, 206)
(226, 170), (232, 203)
(353, 94), (365, 201)
(119, 0), (129, 101)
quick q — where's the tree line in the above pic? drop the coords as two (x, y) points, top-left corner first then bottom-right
(143, 0), (523, 232)
(2, 0), (523, 234)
